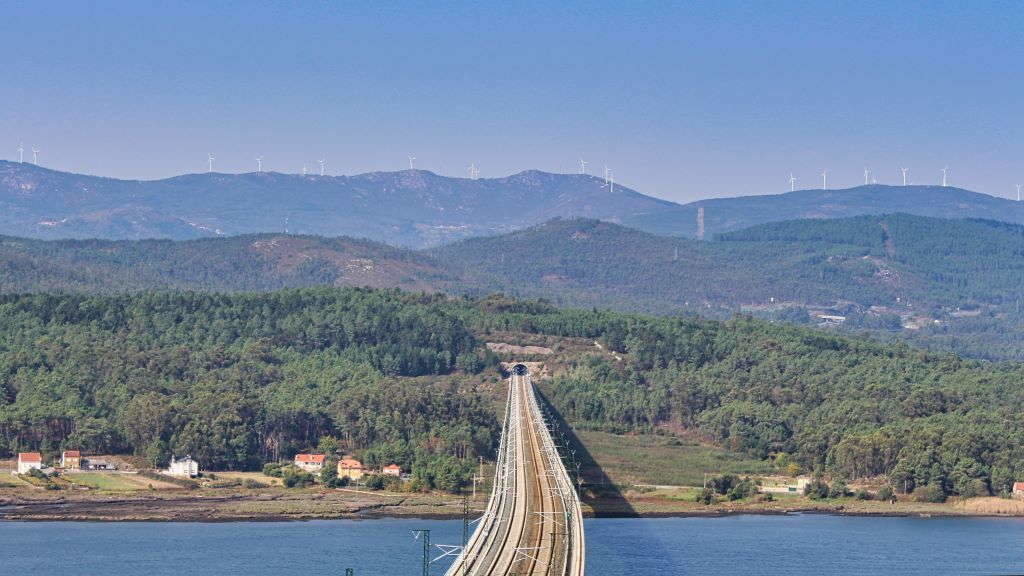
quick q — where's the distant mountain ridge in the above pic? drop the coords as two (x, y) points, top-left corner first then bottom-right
(4, 160), (1024, 246)
(628, 184), (1024, 237)
(0, 161), (671, 247)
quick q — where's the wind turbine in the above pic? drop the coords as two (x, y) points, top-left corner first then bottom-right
(603, 166), (610, 187)
(864, 167), (871, 185)
(1017, 184), (1022, 202)
(256, 156), (263, 173)
(579, 158), (588, 174)
(17, 143), (24, 163)
(302, 163), (307, 176)
(32, 148), (39, 165)
(318, 159), (325, 176)
(941, 166), (949, 187)
(408, 155), (416, 170)
(821, 169), (828, 190)
(901, 167), (908, 186)
(208, 153), (215, 173)
(609, 170), (615, 193)
(467, 163), (479, 180)
(789, 173), (797, 192)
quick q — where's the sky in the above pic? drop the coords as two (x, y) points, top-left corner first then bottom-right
(1, 1), (1022, 203)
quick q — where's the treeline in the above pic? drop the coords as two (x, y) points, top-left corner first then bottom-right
(5, 287), (1024, 499)
(0, 288), (497, 491)
(451, 296), (1024, 498)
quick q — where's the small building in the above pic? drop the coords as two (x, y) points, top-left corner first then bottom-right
(338, 458), (365, 481)
(61, 450), (82, 469)
(1012, 482), (1024, 499)
(294, 453), (326, 473)
(382, 464), (402, 477)
(166, 455), (200, 478)
(83, 458), (114, 470)
(759, 477), (811, 494)
(17, 452), (43, 475)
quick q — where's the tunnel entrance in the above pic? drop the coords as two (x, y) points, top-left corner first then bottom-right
(512, 363), (528, 375)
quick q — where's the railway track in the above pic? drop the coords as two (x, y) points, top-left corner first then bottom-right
(443, 364), (585, 576)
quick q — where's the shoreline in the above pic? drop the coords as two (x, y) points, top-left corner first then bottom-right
(1, 491), (1019, 523)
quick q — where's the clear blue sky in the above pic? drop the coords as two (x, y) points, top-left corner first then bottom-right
(1, 1), (1021, 202)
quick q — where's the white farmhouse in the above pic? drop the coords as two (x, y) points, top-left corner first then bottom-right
(17, 452), (44, 474)
(166, 455), (200, 478)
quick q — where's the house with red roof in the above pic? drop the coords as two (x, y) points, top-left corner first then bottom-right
(17, 452), (43, 475)
(61, 450), (82, 469)
(338, 458), (365, 480)
(382, 464), (402, 477)
(1012, 482), (1024, 499)
(294, 453), (326, 473)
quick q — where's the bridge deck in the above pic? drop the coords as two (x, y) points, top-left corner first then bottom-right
(444, 367), (585, 576)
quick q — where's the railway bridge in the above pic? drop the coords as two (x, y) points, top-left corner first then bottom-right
(442, 364), (585, 576)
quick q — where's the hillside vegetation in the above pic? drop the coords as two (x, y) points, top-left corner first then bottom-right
(3, 214), (1024, 360)
(2, 288), (1024, 499)
(0, 289), (497, 491)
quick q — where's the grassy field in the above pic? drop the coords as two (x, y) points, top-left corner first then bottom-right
(215, 471), (283, 486)
(0, 475), (27, 488)
(65, 472), (177, 491)
(576, 430), (773, 487)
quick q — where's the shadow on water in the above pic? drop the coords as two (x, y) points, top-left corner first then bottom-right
(532, 385), (682, 571)
(531, 386), (638, 518)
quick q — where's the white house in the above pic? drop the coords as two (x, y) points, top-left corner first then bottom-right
(294, 453), (326, 473)
(166, 455), (200, 478)
(17, 452), (44, 474)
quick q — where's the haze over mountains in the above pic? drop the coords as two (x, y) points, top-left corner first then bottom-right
(4, 160), (1024, 246)
(0, 161), (670, 247)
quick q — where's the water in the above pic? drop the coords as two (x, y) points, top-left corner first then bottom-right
(2, 515), (1023, 575)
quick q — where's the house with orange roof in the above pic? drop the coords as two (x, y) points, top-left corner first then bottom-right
(382, 464), (402, 477)
(17, 452), (43, 474)
(337, 458), (365, 480)
(294, 453), (326, 473)
(61, 450), (82, 469)
(1012, 482), (1024, 499)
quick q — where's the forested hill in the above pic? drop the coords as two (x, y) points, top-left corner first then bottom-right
(437, 214), (1024, 312)
(3, 214), (1024, 360)
(625, 184), (1024, 237)
(434, 215), (1024, 360)
(0, 161), (671, 247)
(3, 287), (1024, 499)
(0, 233), (450, 293)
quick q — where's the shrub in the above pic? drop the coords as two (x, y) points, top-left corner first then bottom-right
(854, 489), (872, 500)
(958, 478), (990, 498)
(709, 474), (740, 495)
(877, 486), (895, 502)
(727, 478), (757, 501)
(263, 463), (284, 478)
(364, 475), (386, 491)
(804, 479), (831, 500)
(829, 480), (849, 499)
(242, 478), (268, 489)
(695, 487), (716, 505)
(914, 483), (947, 503)
(282, 470), (314, 488)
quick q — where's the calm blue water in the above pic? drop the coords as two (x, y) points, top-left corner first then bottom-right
(2, 515), (1024, 575)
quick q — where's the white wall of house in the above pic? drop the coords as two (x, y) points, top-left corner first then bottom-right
(166, 456), (199, 477)
(17, 460), (42, 474)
